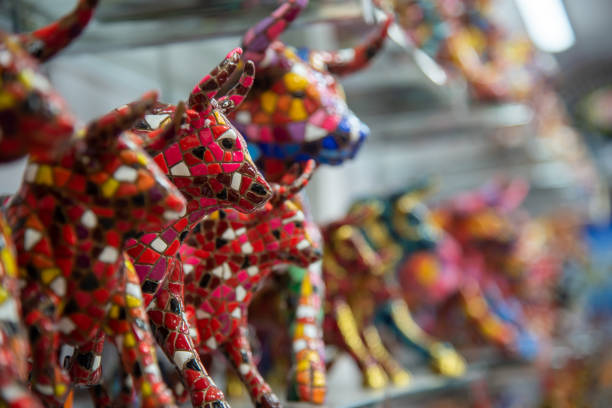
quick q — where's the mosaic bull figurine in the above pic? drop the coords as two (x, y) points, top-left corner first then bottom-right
(69, 48), (273, 408)
(232, 0), (392, 401)
(234, 0), (392, 175)
(6, 92), (187, 407)
(0, 1), (98, 406)
(320, 211), (408, 389)
(180, 159), (321, 408)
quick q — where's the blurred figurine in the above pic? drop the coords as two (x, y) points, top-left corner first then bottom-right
(350, 185), (466, 377)
(321, 211), (410, 389)
(381, 0), (540, 101)
(0, 1), (98, 406)
(7, 93), (185, 407)
(418, 179), (540, 359)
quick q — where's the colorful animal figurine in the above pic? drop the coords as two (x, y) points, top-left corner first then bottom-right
(235, 0), (392, 175)
(6, 92), (186, 407)
(69, 47), (273, 408)
(400, 179), (540, 359)
(380, 0), (538, 101)
(232, 1), (392, 401)
(349, 187), (466, 377)
(321, 212), (404, 389)
(180, 159), (321, 408)
(0, 1), (98, 406)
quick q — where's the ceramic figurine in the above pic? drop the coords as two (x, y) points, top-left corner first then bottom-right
(6, 92), (186, 407)
(0, 2), (98, 406)
(235, 0), (392, 175)
(349, 187), (466, 377)
(400, 180), (539, 359)
(179, 159), (321, 408)
(69, 48), (273, 408)
(379, 0), (450, 59)
(381, 0), (538, 101)
(232, 1), (392, 401)
(321, 211), (402, 389)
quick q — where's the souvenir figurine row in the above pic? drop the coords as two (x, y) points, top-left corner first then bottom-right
(378, 0), (541, 101)
(0, 0), (393, 407)
(0, 0), (600, 407)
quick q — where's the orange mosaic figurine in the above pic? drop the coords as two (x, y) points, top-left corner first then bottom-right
(0, 1), (98, 407)
(6, 92), (187, 407)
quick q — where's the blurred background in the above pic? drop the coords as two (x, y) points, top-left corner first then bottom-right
(4, 0), (612, 407)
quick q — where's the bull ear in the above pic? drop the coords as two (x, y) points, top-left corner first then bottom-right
(310, 14), (392, 76)
(241, 0), (308, 65)
(343, 200), (381, 227)
(17, 0), (99, 62)
(188, 48), (243, 114)
(394, 178), (436, 213)
(270, 159), (316, 206)
(143, 101), (189, 154)
(85, 91), (158, 147)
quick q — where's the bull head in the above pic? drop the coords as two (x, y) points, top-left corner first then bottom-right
(230, 0), (392, 180)
(0, 0), (99, 162)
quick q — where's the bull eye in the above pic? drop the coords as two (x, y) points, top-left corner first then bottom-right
(250, 183), (267, 195)
(24, 92), (43, 114)
(220, 99), (233, 111)
(295, 221), (303, 228)
(134, 120), (151, 131)
(407, 213), (420, 225)
(221, 138), (234, 150)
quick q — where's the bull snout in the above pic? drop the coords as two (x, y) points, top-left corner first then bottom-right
(319, 112), (369, 165)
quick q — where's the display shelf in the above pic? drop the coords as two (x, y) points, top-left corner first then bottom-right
(8, 0), (365, 53)
(362, 103), (534, 141)
(314, 368), (484, 408)
(227, 356), (487, 408)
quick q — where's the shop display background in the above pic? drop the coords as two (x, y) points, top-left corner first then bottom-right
(2, 0), (612, 407)
(3, 0), (611, 222)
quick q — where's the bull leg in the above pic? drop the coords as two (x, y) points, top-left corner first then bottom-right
(362, 325), (411, 386)
(147, 258), (227, 408)
(106, 261), (176, 408)
(330, 300), (388, 389)
(385, 299), (466, 377)
(221, 326), (280, 408)
(285, 265), (326, 404)
(22, 286), (70, 407)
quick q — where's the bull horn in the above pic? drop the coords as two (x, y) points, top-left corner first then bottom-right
(217, 60), (256, 114)
(312, 14), (392, 76)
(241, 0), (308, 65)
(271, 159), (317, 205)
(188, 48), (243, 114)
(18, 0), (99, 62)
